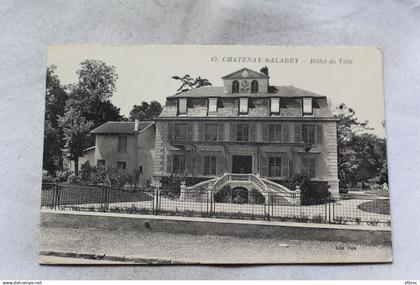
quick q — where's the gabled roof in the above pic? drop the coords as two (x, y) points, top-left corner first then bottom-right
(90, 121), (154, 134)
(221, 67), (269, 79)
(168, 85), (326, 98)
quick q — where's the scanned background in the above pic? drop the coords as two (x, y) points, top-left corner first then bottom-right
(1, 0), (420, 279)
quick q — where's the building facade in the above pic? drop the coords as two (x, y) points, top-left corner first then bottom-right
(89, 121), (156, 181)
(153, 68), (339, 196)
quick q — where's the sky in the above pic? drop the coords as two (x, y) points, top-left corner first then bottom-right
(47, 45), (386, 138)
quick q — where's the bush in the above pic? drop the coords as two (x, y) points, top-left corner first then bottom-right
(160, 174), (186, 197)
(249, 189), (265, 204)
(214, 185), (232, 203)
(286, 174), (331, 205)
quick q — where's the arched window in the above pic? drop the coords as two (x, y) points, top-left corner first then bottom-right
(251, 80), (259, 93)
(232, 80), (239, 93)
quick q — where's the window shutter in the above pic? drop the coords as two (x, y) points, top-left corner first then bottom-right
(230, 123), (236, 141)
(262, 123), (268, 141)
(167, 122), (174, 141)
(218, 123), (224, 141)
(282, 157), (289, 178)
(166, 155), (173, 173)
(185, 153), (192, 175)
(195, 153), (203, 175)
(249, 123), (256, 141)
(282, 124), (290, 143)
(310, 158), (316, 177)
(187, 123), (194, 141)
(197, 122), (204, 141)
(294, 124), (302, 143)
(216, 152), (224, 175)
(316, 125), (323, 145)
(260, 156), (268, 177)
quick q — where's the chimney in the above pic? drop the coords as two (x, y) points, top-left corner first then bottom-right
(134, 119), (139, 131)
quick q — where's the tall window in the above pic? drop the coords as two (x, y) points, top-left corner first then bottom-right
(236, 124), (249, 142)
(174, 123), (188, 140)
(251, 80), (259, 93)
(303, 98), (313, 115)
(232, 80), (239, 93)
(178, 98), (187, 114)
(173, 155), (186, 174)
(302, 125), (315, 145)
(268, 124), (282, 141)
(270, 98), (280, 114)
(239, 98), (248, 114)
(268, 157), (282, 177)
(204, 155), (217, 175)
(208, 98), (217, 112)
(302, 156), (316, 177)
(205, 123), (218, 141)
(117, 161), (126, 170)
(117, 136), (127, 152)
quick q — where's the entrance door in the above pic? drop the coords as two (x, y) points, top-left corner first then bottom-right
(232, 155), (253, 174)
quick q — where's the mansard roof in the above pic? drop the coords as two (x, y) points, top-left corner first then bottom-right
(90, 121), (154, 134)
(168, 85), (326, 99)
(221, 67), (269, 79)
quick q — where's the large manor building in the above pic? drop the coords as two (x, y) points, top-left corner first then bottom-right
(88, 67), (339, 196)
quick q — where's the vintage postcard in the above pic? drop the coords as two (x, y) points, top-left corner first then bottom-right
(40, 45), (391, 264)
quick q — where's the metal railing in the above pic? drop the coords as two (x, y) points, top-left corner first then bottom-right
(41, 183), (391, 227)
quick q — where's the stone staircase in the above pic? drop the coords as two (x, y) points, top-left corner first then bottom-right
(182, 173), (300, 205)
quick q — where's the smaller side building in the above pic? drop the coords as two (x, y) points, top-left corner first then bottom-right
(89, 120), (156, 181)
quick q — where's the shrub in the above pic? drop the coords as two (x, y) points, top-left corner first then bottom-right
(249, 189), (265, 204)
(367, 219), (379, 226)
(286, 174), (331, 205)
(160, 174), (186, 197)
(80, 161), (95, 183)
(214, 185), (232, 203)
(312, 214), (327, 224)
(334, 216), (348, 225)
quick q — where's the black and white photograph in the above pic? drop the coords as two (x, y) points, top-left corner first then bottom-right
(39, 45), (391, 264)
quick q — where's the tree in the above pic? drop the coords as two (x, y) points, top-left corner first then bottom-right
(70, 60), (123, 146)
(70, 60), (122, 124)
(59, 106), (93, 175)
(335, 104), (387, 190)
(129, 101), (162, 121)
(43, 65), (68, 175)
(172, 74), (212, 94)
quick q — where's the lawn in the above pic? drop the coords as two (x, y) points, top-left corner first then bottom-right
(357, 199), (390, 215)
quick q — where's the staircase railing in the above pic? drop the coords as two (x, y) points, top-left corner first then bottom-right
(260, 177), (299, 197)
(185, 177), (217, 191)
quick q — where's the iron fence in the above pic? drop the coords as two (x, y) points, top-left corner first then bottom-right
(41, 183), (391, 227)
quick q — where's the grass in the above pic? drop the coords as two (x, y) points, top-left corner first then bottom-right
(358, 199), (390, 215)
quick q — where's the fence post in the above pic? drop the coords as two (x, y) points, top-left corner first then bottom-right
(101, 186), (108, 212)
(208, 186), (214, 218)
(54, 184), (61, 210)
(328, 200), (332, 224)
(153, 184), (161, 215)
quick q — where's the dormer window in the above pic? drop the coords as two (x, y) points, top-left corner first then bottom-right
(232, 80), (239, 93)
(303, 98), (313, 115)
(270, 98), (280, 115)
(208, 98), (217, 113)
(178, 98), (187, 115)
(251, 80), (259, 93)
(239, 98), (248, 114)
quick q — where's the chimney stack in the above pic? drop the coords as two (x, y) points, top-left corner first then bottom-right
(134, 119), (139, 131)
